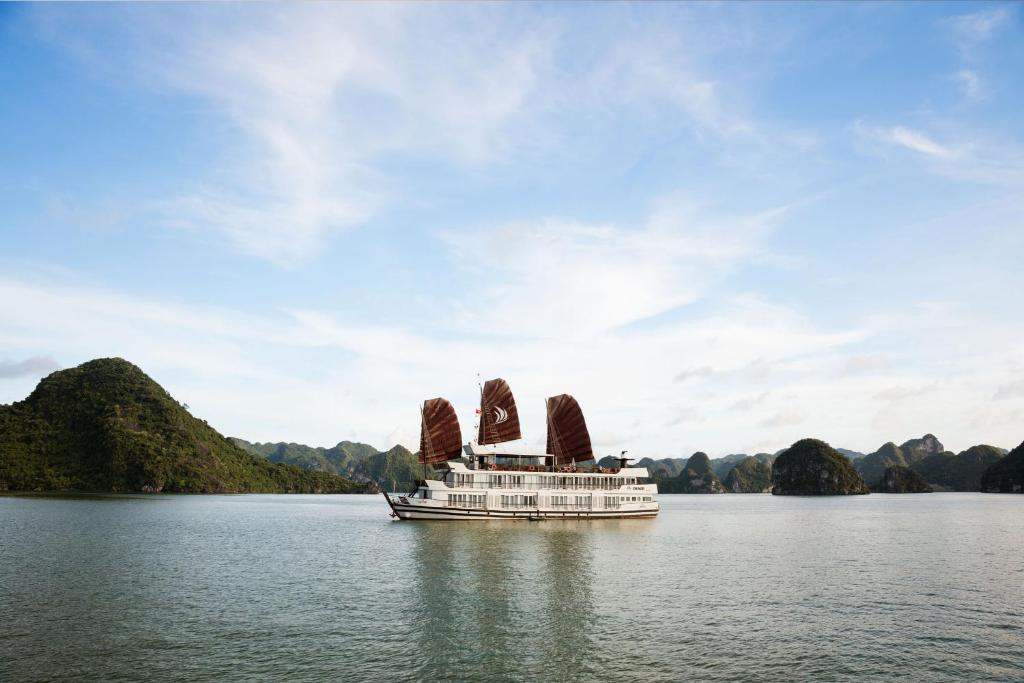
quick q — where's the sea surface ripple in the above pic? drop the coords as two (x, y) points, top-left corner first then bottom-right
(1, 493), (1022, 682)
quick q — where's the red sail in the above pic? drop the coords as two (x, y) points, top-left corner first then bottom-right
(477, 378), (522, 445)
(419, 398), (463, 464)
(546, 394), (594, 465)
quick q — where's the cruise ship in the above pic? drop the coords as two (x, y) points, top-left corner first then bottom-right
(383, 379), (659, 520)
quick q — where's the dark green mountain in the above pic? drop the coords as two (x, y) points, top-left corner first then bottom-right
(231, 438), (427, 492)
(0, 358), (368, 493)
(771, 438), (870, 495)
(632, 456), (687, 478)
(855, 442), (909, 486)
(712, 453), (750, 479)
(871, 465), (933, 493)
(911, 445), (1005, 492)
(604, 452), (777, 483)
(855, 435), (944, 486)
(981, 440), (1024, 493)
(724, 456), (772, 493)
(659, 452), (726, 493)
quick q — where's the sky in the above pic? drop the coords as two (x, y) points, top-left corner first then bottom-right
(1, 2), (1023, 458)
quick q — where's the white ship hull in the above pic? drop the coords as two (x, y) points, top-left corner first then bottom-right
(383, 459), (659, 521)
(384, 494), (659, 520)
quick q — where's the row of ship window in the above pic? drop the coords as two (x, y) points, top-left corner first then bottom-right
(446, 494), (654, 508)
(453, 474), (640, 489)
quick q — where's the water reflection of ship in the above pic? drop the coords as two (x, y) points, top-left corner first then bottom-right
(408, 522), (596, 681)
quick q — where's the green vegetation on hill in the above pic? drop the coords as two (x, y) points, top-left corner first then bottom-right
(0, 358), (368, 494)
(981, 440), (1024, 493)
(711, 454), (750, 479)
(855, 442), (909, 486)
(724, 456), (772, 493)
(231, 438), (427, 492)
(659, 452), (726, 493)
(771, 438), (869, 495)
(855, 434), (944, 485)
(871, 465), (933, 493)
(912, 445), (1005, 492)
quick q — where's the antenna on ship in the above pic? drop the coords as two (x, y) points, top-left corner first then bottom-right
(420, 404), (428, 481)
(475, 372), (483, 445)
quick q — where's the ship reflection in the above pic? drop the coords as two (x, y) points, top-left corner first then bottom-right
(408, 521), (597, 681)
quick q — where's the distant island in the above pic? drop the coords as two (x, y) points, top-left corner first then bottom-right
(2, 357), (1021, 496)
(601, 433), (1021, 495)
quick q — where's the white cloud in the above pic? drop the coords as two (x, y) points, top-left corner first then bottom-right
(856, 121), (1024, 189)
(587, 30), (753, 137)
(858, 123), (957, 159)
(950, 69), (984, 101)
(942, 8), (1012, 54)
(3, 261), (1023, 457)
(33, 4), (558, 265)
(439, 198), (789, 339)
(842, 354), (890, 375)
(759, 412), (803, 429)
(873, 385), (937, 401)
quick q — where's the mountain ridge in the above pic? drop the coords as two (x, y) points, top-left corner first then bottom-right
(230, 437), (427, 492)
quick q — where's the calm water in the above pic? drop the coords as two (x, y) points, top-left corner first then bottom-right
(1, 493), (1022, 682)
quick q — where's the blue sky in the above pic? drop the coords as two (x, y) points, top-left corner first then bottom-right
(2, 2), (1023, 457)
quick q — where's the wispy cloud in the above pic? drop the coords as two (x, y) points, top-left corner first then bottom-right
(858, 123), (957, 159)
(941, 8), (1012, 55)
(675, 366), (714, 383)
(759, 412), (803, 429)
(950, 69), (984, 101)
(34, 4), (558, 265)
(856, 120), (1024, 189)
(439, 198), (790, 339)
(0, 271), (868, 455)
(31, 4), (783, 266)
(873, 385), (937, 402)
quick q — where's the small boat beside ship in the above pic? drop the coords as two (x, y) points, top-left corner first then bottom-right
(383, 379), (659, 520)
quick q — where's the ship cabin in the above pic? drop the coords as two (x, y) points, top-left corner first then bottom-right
(404, 443), (658, 510)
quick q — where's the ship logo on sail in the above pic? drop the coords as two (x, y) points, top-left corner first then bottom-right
(493, 406), (509, 423)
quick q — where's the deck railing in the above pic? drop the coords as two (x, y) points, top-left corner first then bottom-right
(438, 481), (648, 491)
